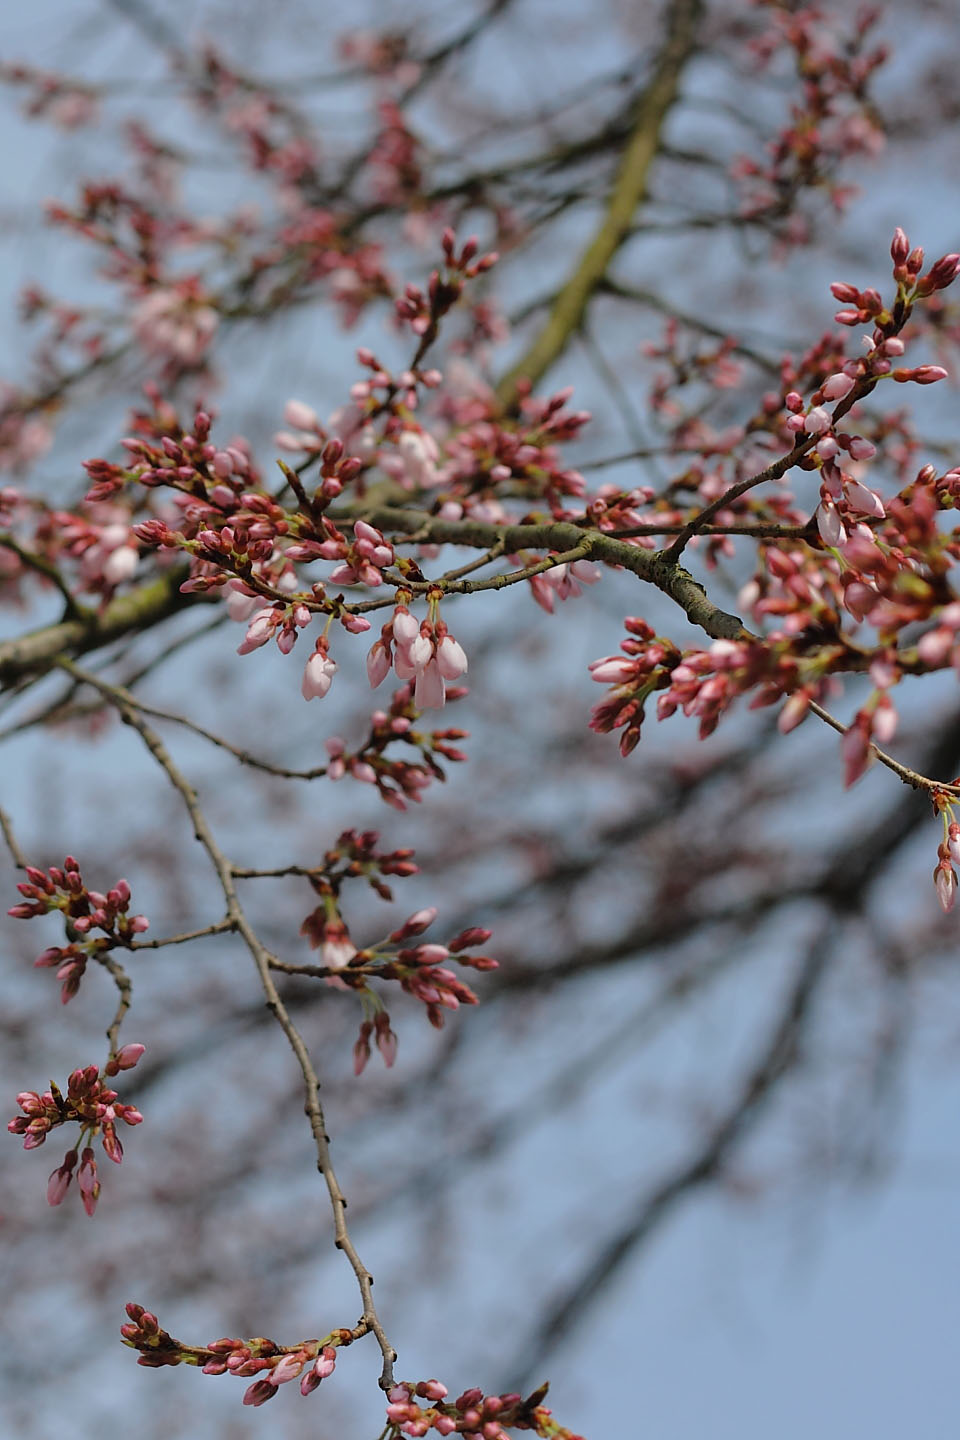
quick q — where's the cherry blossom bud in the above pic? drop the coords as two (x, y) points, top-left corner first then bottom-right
(804, 407), (832, 435)
(238, 609), (279, 654)
(778, 692), (811, 734)
(890, 228), (910, 266)
(830, 281), (860, 303)
(841, 721), (872, 788)
(844, 479), (884, 518)
(436, 635), (468, 681)
(367, 640), (391, 688)
(822, 372), (855, 400)
(392, 608), (420, 646)
(47, 1150), (77, 1206)
(816, 501), (845, 548)
(269, 1353), (304, 1386)
(935, 862), (957, 913)
(390, 908), (437, 942)
(353, 1023), (372, 1076)
(846, 436), (876, 461)
(341, 614), (371, 633)
(77, 1147), (100, 1217)
(375, 1016), (398, 1067)
(872, 698), (897, 745)
(283, 399), (318, 430)
(589, 657), (638, 683)
(302, 650), (338, 701)
(103, 545), (139, 585)
(414, 658), (446, 710)
(917, 628), (953, 665)
(415, 944), (450, 964)
(243, 1380), (279, 1407)
(117, 1038), (147, 1068)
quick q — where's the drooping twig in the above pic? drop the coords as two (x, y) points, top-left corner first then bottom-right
(57, 658), (398, 1390)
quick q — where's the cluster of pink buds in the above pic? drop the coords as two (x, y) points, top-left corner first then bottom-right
(838, 665), (899, 787)
(120, 1304), (351, 1405)
(298, 899), (496, 1064)
(384, 1380), (585, 1440)
(274, 397), (325, 454)
(9, 860), (148, 942)
(0, 61), (100, 129)
(428, 385), (590, 508)
(10, 862), (148, 1003)
(236, 597), (310, 655)
(328, 519), (395, 587)
(395, 229), (498, 338)
(322, 687), (470, 809)
(588, 618), (680, 755)
(368, 607), (468, 709)
(889, 227), (960, 299)
(378, 910), (497, 1032)
(352, 1009), (398, 1073)
(733, 4), (886, 232)
(589, 620), (829, 752)
(9, 1049), (144, 1214)
(529, 557), (602, 613)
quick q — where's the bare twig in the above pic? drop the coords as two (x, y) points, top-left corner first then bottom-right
(57, 658), (397, 1390)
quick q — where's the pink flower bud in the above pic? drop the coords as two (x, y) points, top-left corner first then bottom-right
(846, 436), (876, 461)
(367, 640), (392, 688)
(778, 692), (811, 734)
(844, 479), (884, 518)
(804, 406), (831, 435)
(283, 399), (318, 431)
(935, 863), (957, 913)
(243, 1380), (279, 1407)
(917, 628), (953, 666)
(302, 650), (338, 701)
(816, 501), (845, 548)
(436, 635), (468, 681)
(890, 228), (910, 266)
(113, 1043), (145, 1071)
(822, 373), (855, 401)
(415, 944), (450, 964)
(414, 659), (446, 710)
(841, 721), (872, 788)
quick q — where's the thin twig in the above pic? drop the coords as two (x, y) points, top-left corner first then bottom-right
(130, 918), (237, 949)
(0, 804), (28, 869)
(57, 658), (397, 1390)
(807, 699), (960, 799)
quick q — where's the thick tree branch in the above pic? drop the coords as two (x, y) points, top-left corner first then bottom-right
(495, 0), (703, 407)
